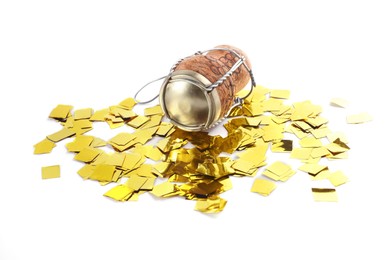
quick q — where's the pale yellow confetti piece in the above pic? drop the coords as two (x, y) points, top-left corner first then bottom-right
(156, 123), (174, 137)
(144, 105), (164, 116)
(117, 109), (136, 119)
(232, 160), (255, 173)
(326, 141), (350, 154)
(109, 133), (135, 146)
(90, 108), (109, 121)
(269, 89), (290, 99)
(104, 185), (134, 201)
(251, 179), (276, 196)
(311, 147), (331, 158)
(90, 137), (106, 148)
(74, 108), (93, 120)
(119, 97), (136, 110)
(152, 162), (171, 177)
(34, 138), (56, 154)
(47, 128), (76, 142)
(127, 116), (150, 128)
(328, 171), (348, 187)
(49, 104), (73, 120)
(299, 137), (322, 148)
(66, 135), (94, 152)
(330, 98), (348, 108)
(312, 188), (338, 202)
(327, 132), (348, 144)
(74, 147), (102, 163)
(290, 148), (313, 160)
(263, 161), (295, 181)
(311, 170), (332, 180)
(145, 147), (163, 161)
(73, 119), (93, 129)
(267, 161), (291, 175)
(140, 115), (163, 129)
(310, 127), (330, 139)
(42, 165), (60, 179)
(299, 163), (328, 176)
(346, 112), (372, 124)
(195, 197), (227, 213)
(105, 153), (125, 167)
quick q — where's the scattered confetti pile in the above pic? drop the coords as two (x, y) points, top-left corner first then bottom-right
(34, 86), (370, 213)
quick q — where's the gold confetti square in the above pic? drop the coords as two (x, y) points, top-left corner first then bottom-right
(328, 171), (348, 187)
(312, 188), (338, 202)
(346, 112), (372, 124)
(42, 165), (60, 179)
(34, 138), (56, 154)
(251, 179), (276, 196)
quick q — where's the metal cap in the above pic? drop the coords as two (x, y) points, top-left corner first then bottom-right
(160, 70), (221, 132)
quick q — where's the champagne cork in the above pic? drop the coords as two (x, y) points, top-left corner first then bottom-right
(174, 45), (252, 118)
(159, 45), (253, 131)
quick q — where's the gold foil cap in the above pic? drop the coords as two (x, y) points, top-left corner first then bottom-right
(160, 70), (221, 132)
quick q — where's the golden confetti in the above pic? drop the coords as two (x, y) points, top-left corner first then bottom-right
(47, 128), (75, 142)
(49, 104), (73, 120)
(328, 170), (348, 187)
(195, 197), (227, 213)
(74, 108), (93, 120)
(263, 161), (295, 181)
(312, 188), (338, 202)
(35, 82), (358, 213)
(299, 163), (328, 176)
(42, 165), (60, 179)
(251, 179), (276, 196)
(127, 116), (150, 128)
(104, 185), (134, 201)
(346, 112), (372, 124)
(34, 138), (56, 154)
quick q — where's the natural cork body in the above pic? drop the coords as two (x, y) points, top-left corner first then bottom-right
(174, 45), (252, 117)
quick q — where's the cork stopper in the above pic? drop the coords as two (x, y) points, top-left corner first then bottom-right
(174, 45), (252, 118)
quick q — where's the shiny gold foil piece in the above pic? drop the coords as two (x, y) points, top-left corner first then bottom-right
(104, 185), (134, 201)
(195, 197), (227, 213)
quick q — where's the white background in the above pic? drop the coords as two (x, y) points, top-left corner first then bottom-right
(1, 1), (389, 259)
